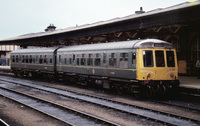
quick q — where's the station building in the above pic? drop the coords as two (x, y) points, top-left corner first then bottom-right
(0, 1), (200, 75)
(0, 45), (20, 66)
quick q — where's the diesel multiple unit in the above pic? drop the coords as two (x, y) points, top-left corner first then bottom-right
(10, 39), (179, 97)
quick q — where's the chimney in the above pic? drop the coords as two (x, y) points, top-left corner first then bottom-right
(45, 24), (56, 32)
(135, 7), (145, 14)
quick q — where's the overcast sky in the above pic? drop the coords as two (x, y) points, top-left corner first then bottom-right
(0, 0), (196, 40)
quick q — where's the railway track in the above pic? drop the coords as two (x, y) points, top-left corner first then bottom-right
(0, 86), (118, 126)
(0, 77), (199, 126)
(0, 119), (9, 126)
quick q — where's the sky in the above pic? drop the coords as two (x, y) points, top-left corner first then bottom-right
(0, 0), (197, 40)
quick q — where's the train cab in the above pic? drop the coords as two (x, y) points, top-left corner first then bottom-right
(135, 39), (179, 97)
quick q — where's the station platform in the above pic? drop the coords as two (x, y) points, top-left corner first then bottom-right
(0, 66), (11, 73)
(0, 66), (199, 90)
(179, 76), (200, 89)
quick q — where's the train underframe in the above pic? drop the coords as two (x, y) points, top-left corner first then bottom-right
(12, 69), (179, 98)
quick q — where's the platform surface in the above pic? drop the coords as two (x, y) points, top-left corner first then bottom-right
(179, 76), (200, 89)
(0, 66), (199, 89)
(0, 66), (10, 69)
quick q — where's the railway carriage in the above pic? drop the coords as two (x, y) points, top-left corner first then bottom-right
(10, 47), (58, 78)
(10, 39), (179, 97)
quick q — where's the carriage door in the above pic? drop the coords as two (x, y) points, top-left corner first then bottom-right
(137, 49), (155, 80)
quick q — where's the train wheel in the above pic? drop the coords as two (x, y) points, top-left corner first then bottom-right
(117, 86), (123, 94)
(145, 85), (152, 98)
(159, 85), (167, 95)
(28, 72), (33, 78)
(152, 84), (160, 93)
(13, 72), (18, 77)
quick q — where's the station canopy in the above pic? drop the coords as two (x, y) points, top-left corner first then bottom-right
(0, 1), (200, 47)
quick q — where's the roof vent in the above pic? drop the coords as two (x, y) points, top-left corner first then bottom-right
(45, 24), (56, 32)
(135, 7), (145, 14)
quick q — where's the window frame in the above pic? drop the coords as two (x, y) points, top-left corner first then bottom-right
(143, 50), (154, 67)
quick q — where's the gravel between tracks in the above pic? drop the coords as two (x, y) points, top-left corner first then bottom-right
(50, 83), (200, 121)
(0, 96), (67, 126)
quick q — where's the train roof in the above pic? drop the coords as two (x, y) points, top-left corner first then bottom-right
(11, 47), (58, 54)
(11, 39), (174, 54)
(58, 39), (173, 52)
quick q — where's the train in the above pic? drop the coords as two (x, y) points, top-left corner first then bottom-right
(10, 39), (179, 97)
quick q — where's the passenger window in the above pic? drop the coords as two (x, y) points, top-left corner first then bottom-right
(109, 53), (116, 67)
(167, 51), (175, 67)
(22, 55), (25, 63)
(19, 55), (21, 62)
(29, 55), (32, 63)
(69, 58), (72, 64)
(39, 55), (43, 64)
(58, 55), (61, 63)
(32, 55), (35, 63)
(120, 53), (128, 68)
(143, 50), (153, 67)
(26, 55), (29, 63)
(103, 53), (106, 64)
(87, 54), (93, 66)
(63, 55), (67, 64)
(95, 53), (101, 66)
(69, 54), (72, 65)
(44, 55), (48, 64)
(16, 55), (19, 63)
(155, 51), (165, 67)
(77, 54), (80, 65)
(50, 55), (52, 64)
(36, 55), (38, 63)
(73, 54), (75, 64)
(81, 54), (86, 65)
(12, 55), (15, 63)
